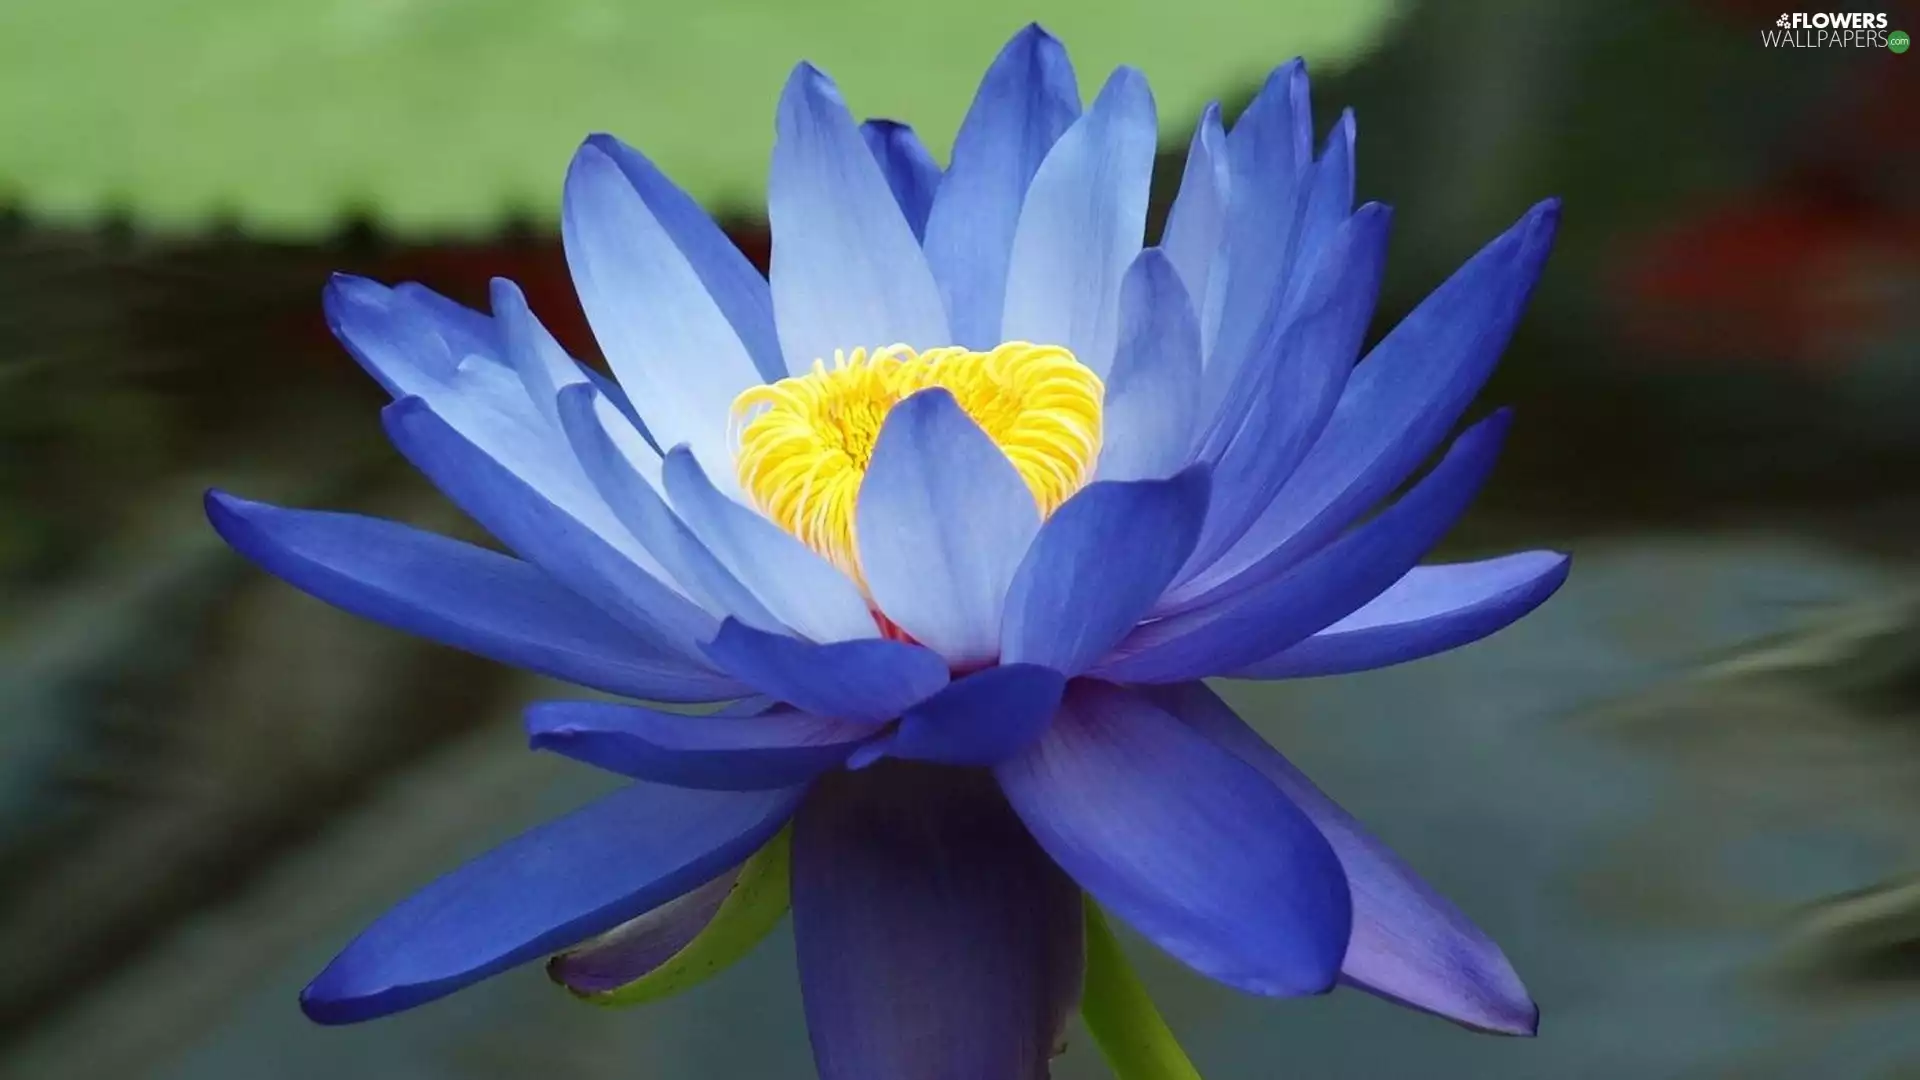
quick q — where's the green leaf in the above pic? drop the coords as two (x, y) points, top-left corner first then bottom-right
(0, 0), (1401, 237)
(1081, 898), (1205, 1080)
(559, 825), (792, 1007)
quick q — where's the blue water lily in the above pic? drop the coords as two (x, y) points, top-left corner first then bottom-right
(207, 23), (1565, 1077)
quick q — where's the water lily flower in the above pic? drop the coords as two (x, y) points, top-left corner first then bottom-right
(207, 23), (1565, 1078)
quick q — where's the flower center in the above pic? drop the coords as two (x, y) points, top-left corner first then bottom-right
(731, 342), (1104, 579)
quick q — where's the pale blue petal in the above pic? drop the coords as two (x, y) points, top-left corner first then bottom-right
(859, 120), (942, 241)
(555, 384), (782, 632)
(856, 389), (1040, 667)
(922, 24), (1081, 348)
(586, 134), (787, 383)
(1096, 249), (1202, 482)
(382, 397), (717, 657)
(1159, 101), (1230, 355)
(768, 64), (949, 372)
(662, 448), (879, 644)
(1000, 67), (1157, 378)
(563, 140), (763, 489)
(491, 277), (593, 433)
(1201, 61), (1313, 417)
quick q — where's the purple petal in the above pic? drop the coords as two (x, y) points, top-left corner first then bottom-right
(206, 491), (739, 703)
(995, 681), (1350, 996)
(701, 619), (950, 723)
(856, 389), (1040, 668)
(527, 700), (881, 789)
(1001, 468), (1209, 675)
(859, 120), (942, 241)
(792, 765), (1083, 1079)
(1097, 249), (1203, 483)
(1176, 200), (1561, 609)
(1095, 410), (1512, 684)
(872, 664), (1066, 767)
(922, 23), (1081, 348)
(300, 781), (803, 1024)
(1233, 552), (1572, 679)
(769, 63), (949, 373)
(1145, 682), (1538, 1035)
(380, 396), (717, 658)
(1000, 66), (1157, 378)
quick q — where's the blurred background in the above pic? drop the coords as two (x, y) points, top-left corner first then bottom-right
(2, 0), (1918, 1076)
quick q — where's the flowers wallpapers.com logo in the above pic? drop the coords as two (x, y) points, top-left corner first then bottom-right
(1763, 11), (1903, 47)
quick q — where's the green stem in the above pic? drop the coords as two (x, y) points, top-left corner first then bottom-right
(1080, 897), (1204, 1080)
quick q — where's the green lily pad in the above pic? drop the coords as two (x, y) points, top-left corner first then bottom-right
(0, 0), (1400, 236)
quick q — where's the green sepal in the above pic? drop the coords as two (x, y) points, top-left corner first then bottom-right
(1080, 897), (1204, 1080)
(558, 825), (791, 1007)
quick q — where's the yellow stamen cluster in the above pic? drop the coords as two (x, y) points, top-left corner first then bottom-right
(731, 342), (1104, 580)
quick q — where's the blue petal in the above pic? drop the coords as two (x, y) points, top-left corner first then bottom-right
(1159, 102), (1230, 354)
(868, 664), (1065, 767)
(1001, 468), (1209, 675)
(392, 281), (499, 367)
(994, 681), (1349, 997)
(300, 782), (803, 1023)
(793, 765), (1083, 1079)
(205, 491), (739, 703)
(1097, 249), (1203, 482)
(701, 619), (950, 724)
(859, 120), (942, 242)
(1180, 204), (1391, 575)
(382, 396), (717, 657)
(922, 24), (1081, 348)
(585, 134), (786, 383)
(491, 277), (596, 433)
(661, 448), (878, 643)
(527, 700), (880, 790)
(1233, 552), (1571, 679)
(768, 63), (949, 372)
(1176, 200), (1561, 608)
(1096, 411), (1512, 684)
(855, 389), (1040, 667)
(1000, 67), (1157, 378)
(1201, 60), (1313, 418)
(1146, 682), (1538, 1035)
(555, 384), (783, 633)
(325, 274), (460, 398)
(1291, 110), (1356, 286)
(563, 140), (764, 487)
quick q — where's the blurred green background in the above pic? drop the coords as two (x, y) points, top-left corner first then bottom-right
(3, 0), (1919, 1077)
